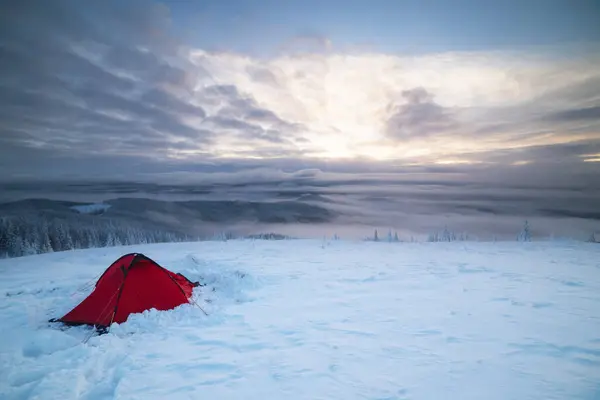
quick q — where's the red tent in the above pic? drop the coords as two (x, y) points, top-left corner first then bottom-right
(51, 253), (200, 329)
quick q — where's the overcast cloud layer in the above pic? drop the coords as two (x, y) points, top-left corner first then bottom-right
(0, 0), (599, 186)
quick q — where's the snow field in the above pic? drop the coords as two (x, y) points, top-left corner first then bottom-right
(1, 240), (599, 399)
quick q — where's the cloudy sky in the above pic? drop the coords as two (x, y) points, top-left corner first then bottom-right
(1, 0), (599, 184)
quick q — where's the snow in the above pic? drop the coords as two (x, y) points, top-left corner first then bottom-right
(1, 240), (599, 399)
(70, 203), (111, 214)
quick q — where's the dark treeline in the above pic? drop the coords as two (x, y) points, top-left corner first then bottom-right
(0, 215), (193, 258)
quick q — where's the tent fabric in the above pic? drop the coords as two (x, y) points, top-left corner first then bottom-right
(53, 253), (200, 328)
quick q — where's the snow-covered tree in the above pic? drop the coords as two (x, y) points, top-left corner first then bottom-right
(0, 214), (194, 258)
(38, 221), (52, 253)
(427, 227), (466, 242)
(517, 220), (532, 242)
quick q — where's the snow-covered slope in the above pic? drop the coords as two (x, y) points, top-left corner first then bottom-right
(1, 240), (599, 399)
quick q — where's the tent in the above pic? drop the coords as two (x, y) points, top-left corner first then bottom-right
(51, 253), (200, 330)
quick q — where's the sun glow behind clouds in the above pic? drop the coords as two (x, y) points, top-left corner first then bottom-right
(189, 48), (600, 163)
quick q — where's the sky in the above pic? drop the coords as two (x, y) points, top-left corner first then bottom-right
(0, 0), (599, 185)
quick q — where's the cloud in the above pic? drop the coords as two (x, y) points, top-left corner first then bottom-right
(385, 87), (457, 139)
(140, 89), (206, 117)
(544, 106), (600, 122)
(0, 0), (212, 158)
(245, 65), (280, 86)
(455, 139), (600, 166)
(190, 47), (600, 162)
(0, 0), (599, 183)
(0, 0), (308, 166)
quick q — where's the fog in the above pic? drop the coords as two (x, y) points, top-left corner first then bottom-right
(2, 170), (598, 244)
